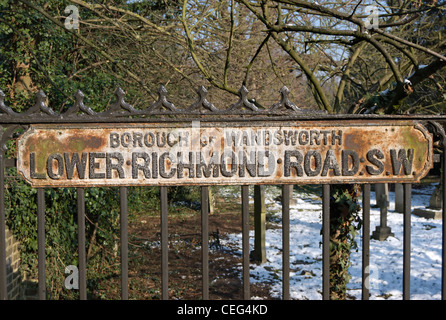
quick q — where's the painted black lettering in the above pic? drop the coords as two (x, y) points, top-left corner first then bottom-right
(263, 130), (272, 146)
(121, 132), (131, 147)
(258, 151), (275, 177)
(390, 149), (414, 175)
(89, 152), (105, 179)
(298, 130), (309, 145)
(30, 153), (46, 179)
(151, 152), (158, 178)
(304, 151), (322, 176)
(196, 152), (219, 178)
(156, 132), (167, 147)
(225, 130), (240, 147)
(177, 152), (195, 178)
(332, 130), (342, 145)
(144, 132), (155, 147)
(320, 130), (330, 145)
(132, 152), (151, 179)
(284, 150), (303, 177)
(178, 131), (189, 147)
(241, 131), (250, 146)
(106, 153), (125, 179)
(167, 132), (178, 147)
(159, 152), (176, 178)
(273, 131), (283, 145)
(64, 152), (87, 179)
(133, 132), (143, 148)
(342, 150), (359, 176)
(310, 130), (320, 145)
(366, 149), (384, 175)
(238, 151), (256, 177)
(283, 131), (297, 146)
(110, 132), (120, 148)
(47, 153), (64, 179)
(221, 151), (237, 177)
(322, 150), (341, 176)
(251, 130), (263, 146)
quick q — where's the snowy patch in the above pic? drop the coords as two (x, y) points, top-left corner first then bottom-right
(219, 184), (443, 300)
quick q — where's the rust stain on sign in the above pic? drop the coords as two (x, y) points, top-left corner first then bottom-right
(16, 121), (433, 187)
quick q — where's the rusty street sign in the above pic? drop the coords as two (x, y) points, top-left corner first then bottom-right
(16, 120), (433, 187)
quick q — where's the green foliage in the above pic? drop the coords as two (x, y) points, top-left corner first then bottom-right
(4, 168), (121, 299)
(328, 184), (362, 300)
(128, 186), (161, 216)
(4, 165), (201, 299)
(0, 0), (122, 113)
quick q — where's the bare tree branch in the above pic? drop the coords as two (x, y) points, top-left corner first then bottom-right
(18, 0), (157, 99)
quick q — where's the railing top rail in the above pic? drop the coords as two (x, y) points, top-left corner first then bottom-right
(2, 86), (446, 124)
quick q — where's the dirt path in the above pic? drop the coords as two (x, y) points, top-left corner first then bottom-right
(90, 192), (275, 300)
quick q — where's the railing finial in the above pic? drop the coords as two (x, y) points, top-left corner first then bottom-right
(187, 86), (220, 112)
(269, 86), (300, 112)
(147, 85), (179, 112)
(0, 89), (18, 116)
(227, 85), (258, 112)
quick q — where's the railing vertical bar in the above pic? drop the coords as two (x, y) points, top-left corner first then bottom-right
(442, 147), (446, 300)
(160, 186), (169, 300)
(37, 188), (46, 300)
(120, 186), (129, 300)
(403, 183), (411, 300)
(241, 185), (250, 300)
(282, 184), (291, 300)
(322, 184), (330, 300)
(76, 187), (87, 300)
(0, 152), (6, 300)
(201, 186), (209, 300)
(362, 184), (370, 300)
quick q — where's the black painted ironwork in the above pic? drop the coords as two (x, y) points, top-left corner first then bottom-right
(0, 86), (445, 301)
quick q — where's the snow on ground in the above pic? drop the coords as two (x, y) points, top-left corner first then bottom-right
(218, 184), (443, 300)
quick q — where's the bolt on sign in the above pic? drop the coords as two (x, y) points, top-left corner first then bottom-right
(16, 120), (433, 187)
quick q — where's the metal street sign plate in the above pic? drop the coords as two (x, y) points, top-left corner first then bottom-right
(17, 120), (433, 187)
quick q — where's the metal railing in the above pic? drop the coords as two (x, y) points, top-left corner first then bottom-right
(0, 87), (445, 300)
